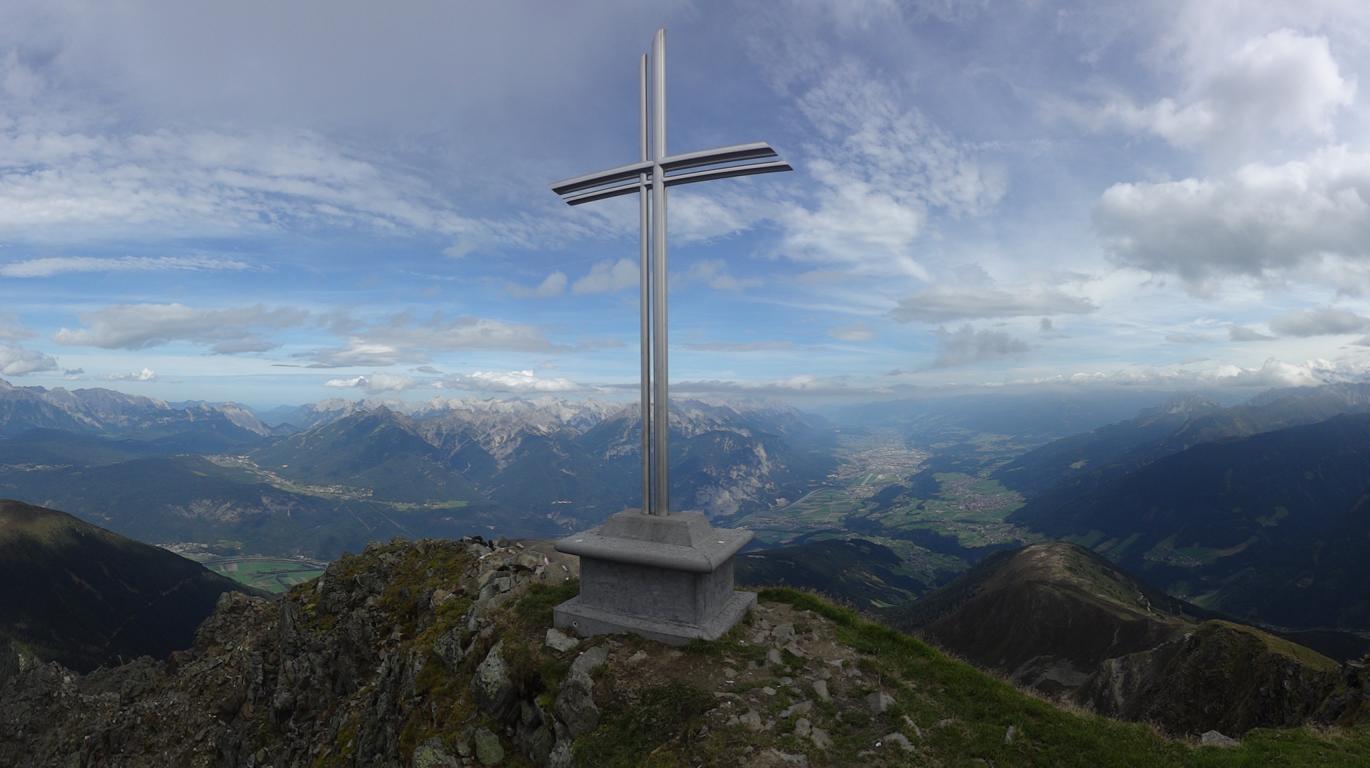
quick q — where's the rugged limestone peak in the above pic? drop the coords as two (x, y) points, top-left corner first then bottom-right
(4, 537), (1368, 767)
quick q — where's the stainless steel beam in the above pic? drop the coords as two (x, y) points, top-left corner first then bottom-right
(659, 142), (778, 173)
(551, 159), (654, 197)
(664, 160), (793, 188)
(638, 52), (652, 516)
(651, 27), (669, 516)
(561, 180), (643, 206)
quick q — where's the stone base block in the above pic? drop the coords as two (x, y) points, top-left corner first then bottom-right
(552, 509), (756, 646)
(554, 590), (755, 646)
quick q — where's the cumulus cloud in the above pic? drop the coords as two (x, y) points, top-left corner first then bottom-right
(0, 254), (255, 278)
(53, 303), (307, 351)
(932, 325), (1028, 368)
(776, 60), (1003, 277)
(507, 271), (567, 299)
(828, 324), (874, 342)
(440, 370), (577, 393)
(108, 367), (157, 382)
(0, 314), (32, 341)
(1228, 325), (1273, 342)
(1095, 148), (1370, 287)
(1269, 307), (1370, 337)
(324, 373), (415, 393)
(0, 342), (57, 376)
(571, 259), (637, 295)
(672, 374), (868, 398)
(1083, 29), (1354, 151)
(891, 287), (1095, 323)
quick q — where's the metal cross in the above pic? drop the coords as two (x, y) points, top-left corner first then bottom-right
(551, 27), (791, 516)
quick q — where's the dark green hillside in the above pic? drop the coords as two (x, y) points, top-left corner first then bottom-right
(0, 454), (525, 558)
(0, 500), (252, 672)
(252, 408), (477, 502)
(735, 537), (936, 609)
(0, 429), (157, 466)
(1011, 413), (1370, 630)
(6, 537), (1370, 766)
(896, 542), (1361, 736)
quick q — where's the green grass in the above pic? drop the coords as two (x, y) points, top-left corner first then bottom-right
(206, 558), (325, 594)
(573, 681), (717, 768)
(757, 588), (1370, 767)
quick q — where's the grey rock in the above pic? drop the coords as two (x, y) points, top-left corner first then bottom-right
(474, 726), (505, 765)
(882, 732), (914, 752)
(865, 690), (895, 715)
(772, 623), (796, 644)
(1200, 730), (1240, 748)
(472, 642), (515, 718)
(794, 717), (812, 737)
(412, 738), (460, 768)
(812, 679), (831, 702)
(547, 739), (574, 768)
(767, 647), (784, 666)
(1004, 724), (1018, 745)
(545, 628), (580, 653)
(759, 748), (809, 766)
(555, 670), (600, 737)
(569, 644), (610, 678)
(811, 727), (833, 749)
(433, 627), (465, 669)
(781, 700), (812, 718)
(738, 709), (764, 731)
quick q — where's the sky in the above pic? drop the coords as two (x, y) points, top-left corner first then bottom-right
(3, 0), (1370, 408)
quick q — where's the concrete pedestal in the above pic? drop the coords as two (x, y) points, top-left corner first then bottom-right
(553, 509), (755, 646)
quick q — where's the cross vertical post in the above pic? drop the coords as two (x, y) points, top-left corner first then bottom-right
(638, 52), (652, 515)
(550, 26), (792, 519)
(650, 28), (669, 516)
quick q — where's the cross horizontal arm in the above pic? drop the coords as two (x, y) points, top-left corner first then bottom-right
(551, 159), (654, 197)
(561, 180), (643, 206)
(664, 159), (792, 188)
(659, 142), (778, 173)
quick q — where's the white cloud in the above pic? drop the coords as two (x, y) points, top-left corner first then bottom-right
(0, 342), (57, 376)
(324, 373), (415, 393)
(507, 271), (567, 299)
(441, 369), (578, 393)
(53, 303), (307, 350)
(0, 313), (32, 341)
(932, 325), (1029, 368)
(1083, 29), (1354, 152)
(571, 259), (638, 295)
(0, 254), (255, 278)
(776, 60), (1003, 277)
(1229, 325), (1273, 342)
(1269, 307), (1370, 337)
(683, 341), (795, 352)
(891, 287), (1095, 323)
(1095, 147), (1370, 287)
(828, 324), (874, 342)
(109, 367), (157, 382)
(303, 313), (558, 367)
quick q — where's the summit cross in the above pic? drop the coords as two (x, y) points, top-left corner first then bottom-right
(551, 27), (792, 516)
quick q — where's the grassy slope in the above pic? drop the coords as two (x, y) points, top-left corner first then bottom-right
(751, 589), (1370, 768)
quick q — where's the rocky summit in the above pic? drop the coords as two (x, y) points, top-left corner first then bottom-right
(5, 539), (1370, 767)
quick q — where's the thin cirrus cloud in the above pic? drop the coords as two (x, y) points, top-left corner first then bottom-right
(302, 314), (562, 368)
(1268, 307), (1370, 337)
(53, 303), (308, 351)
(890, 288), (1096, 324)
(0, 255), (256, 278)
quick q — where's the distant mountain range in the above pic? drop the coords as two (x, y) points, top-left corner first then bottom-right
(0, 380), (837, 558)
(0, 499), (252, 673)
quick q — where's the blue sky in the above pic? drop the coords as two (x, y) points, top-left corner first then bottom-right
(3, 0), (1370, 408)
